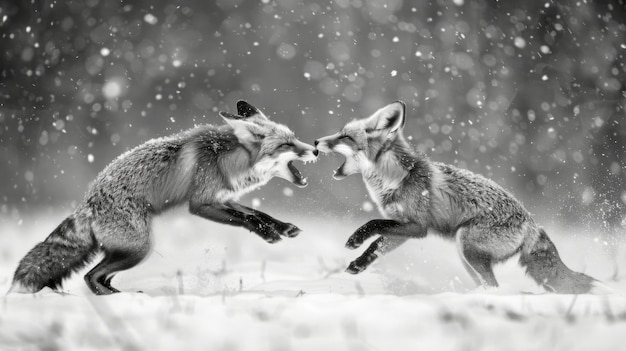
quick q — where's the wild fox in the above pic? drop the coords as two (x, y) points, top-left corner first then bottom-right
(315, 101), (601, 293)
(10, 101), (318, 295)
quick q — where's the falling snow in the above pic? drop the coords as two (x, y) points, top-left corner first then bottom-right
(1, 1), (625, 349)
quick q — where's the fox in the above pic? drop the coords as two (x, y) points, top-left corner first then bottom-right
(315, 100), (603, 294)
(10, 100), (318, 295)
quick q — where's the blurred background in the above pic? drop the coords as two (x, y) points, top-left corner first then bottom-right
(0, 0), (624, 244)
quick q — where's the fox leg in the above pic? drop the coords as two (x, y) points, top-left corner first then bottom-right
(346, 237), (409, 274)
(456, 227), (499, 288)
(346, 220), (425, 249)
(345, 220), (426, 274)
(84, 255), (118, 295)
(459, 249), (498, 288)
(226, 202), (301, 237)
(85, 249), (149, 294)
(85, 217), (152, 295)
(189, 203), (282, 243)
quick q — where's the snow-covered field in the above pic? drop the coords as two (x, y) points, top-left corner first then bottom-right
(1, 210), (625, 351)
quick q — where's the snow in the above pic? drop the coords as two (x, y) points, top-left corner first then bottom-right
(282, 187), (294, 197)
(1, 212), (625, 350)
(277, 43), (297, 60)
(1, 1), (625, 349)
(143, 14), (158, 25)
(102, 80), (123, 100)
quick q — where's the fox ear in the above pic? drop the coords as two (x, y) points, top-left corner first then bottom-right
(366, 101), (406, 135)
(237, 100), (268, 119)
(220, 111), (265, 142)
(219, 111), (246, 120)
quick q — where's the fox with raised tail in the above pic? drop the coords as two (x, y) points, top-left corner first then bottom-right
(315, 101), (603, 294)
(10, 101), (318, 295)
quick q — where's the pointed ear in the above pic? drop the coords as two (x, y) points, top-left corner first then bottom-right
(366, 101), (406, 134)
(237, 100), (267, 119)
(219, 111), (246, 120)
(220, 111), (265, 142)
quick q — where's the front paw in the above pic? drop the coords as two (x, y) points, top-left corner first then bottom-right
(252, 224), (282, 244)
(275, 222), (301, 237)
(345, 232), (367, 249)
(345, 250), (378, 274)
(346, 260), (367, 274)
(262, 219), (301, 238)
(265, 234), (282, 244)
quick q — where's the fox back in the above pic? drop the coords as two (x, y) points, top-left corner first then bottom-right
(316, 101), (529, 233)
(86, 108), (315, 216)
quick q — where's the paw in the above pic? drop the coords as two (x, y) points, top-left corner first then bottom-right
(346, 250), (379, 274)
(266, 221), (301, 238)
(345, 234), (363, 249)
(253, 225), (282, 244)
(265, 235), (282, 244)
(279, 223), (301, 238)
(262, 229), (282, 244)
(346, 261), (367, 274)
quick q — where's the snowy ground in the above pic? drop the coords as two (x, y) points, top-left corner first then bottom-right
(1, 209), (626, 351)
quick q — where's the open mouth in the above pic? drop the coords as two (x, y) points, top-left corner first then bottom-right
(316, 141), (352, 180)
(333, 159), (348, 180)
(288, 161), (308, 188)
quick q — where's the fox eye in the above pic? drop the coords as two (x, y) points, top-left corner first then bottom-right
(339, 135), (355, 143)
(277, 143), (292, 150)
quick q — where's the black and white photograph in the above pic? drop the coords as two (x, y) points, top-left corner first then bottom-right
(1, 0), (625, 350)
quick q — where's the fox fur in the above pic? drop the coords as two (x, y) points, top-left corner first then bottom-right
(10, 101), (317, 295)
(315, 101), (601, 294)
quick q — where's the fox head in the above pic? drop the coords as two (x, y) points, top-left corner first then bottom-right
(219, 100), (318, 188)
(315, 101), (407, 180)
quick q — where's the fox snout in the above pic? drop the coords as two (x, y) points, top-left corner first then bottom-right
(314, 134), (339, 154)
(273, 139), (318, 188)
(293, 140), (319, 163)
(314, 134), (362, 180)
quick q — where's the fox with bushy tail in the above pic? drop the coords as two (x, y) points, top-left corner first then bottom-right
(10, 101), (317, 295)
(315, 101), (605, 294)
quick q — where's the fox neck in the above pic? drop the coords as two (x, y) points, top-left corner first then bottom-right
(362, 134), (415, 208)
(232, 171), (269, 198)
(216, 168), (270, 202)
(214, 141), (271, 202)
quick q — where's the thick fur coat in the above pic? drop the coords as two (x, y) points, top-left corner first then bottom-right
(11, 101), (317, 295)
(316, 101), (601, 293)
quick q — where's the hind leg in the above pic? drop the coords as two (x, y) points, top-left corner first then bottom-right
(456, 223), (529, 289)
(459, 248), (498, 288)
(84, 254), (119, 294)
(456, 226), (506, 288)
(87, 216), (151, 295)
(85, 248), (150, 295)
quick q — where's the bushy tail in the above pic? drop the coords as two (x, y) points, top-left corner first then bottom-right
(519, 228), (597, 294)
(9, 216), (97, 293)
